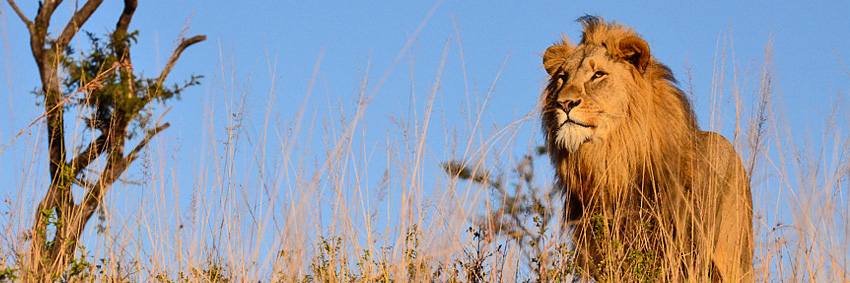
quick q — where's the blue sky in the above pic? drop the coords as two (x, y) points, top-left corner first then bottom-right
(1, 0), (849, 276)
(5, 1), (848, 137)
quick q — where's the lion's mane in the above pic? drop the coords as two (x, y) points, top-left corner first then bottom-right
(541, 16), (752, 282)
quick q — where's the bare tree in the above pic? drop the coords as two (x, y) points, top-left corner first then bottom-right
(6, 0), (204, 281)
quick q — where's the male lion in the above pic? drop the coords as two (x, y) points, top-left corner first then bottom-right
(541, 16), (753, 282)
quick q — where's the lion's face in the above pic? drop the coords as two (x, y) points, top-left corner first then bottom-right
(542, 39), (647, 152)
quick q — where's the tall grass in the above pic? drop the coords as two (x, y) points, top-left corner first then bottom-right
(1, 26), (848, 283)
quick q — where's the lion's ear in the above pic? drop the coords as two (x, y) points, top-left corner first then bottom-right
(618, 36), (650, 73)
(543, 40), (574, 75)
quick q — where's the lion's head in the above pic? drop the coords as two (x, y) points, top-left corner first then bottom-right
(541, 16), (753, 282)
(541, 16), (698, 196)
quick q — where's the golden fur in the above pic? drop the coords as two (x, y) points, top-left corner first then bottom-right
(541, 16), (753, 282)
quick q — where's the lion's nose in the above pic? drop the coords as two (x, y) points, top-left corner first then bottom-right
(558, 99), (581, 113)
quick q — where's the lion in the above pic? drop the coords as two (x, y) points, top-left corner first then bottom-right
(541, 16), (753, 282)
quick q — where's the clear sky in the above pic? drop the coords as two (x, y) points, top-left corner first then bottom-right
(1, 0), (849, 277)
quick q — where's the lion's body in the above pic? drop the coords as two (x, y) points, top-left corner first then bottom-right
(541, 16), (752, 282)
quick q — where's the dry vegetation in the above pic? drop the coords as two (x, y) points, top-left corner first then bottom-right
(1, 9), (849, 283)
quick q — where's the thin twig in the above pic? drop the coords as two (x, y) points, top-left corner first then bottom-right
(125, 122), (169, 165)
(834, 47), (850, 79)
(154, 35), (206, 91)
(5, 0), (32, 28)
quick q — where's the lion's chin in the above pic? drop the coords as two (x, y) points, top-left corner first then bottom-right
(555, 125), (593, 152)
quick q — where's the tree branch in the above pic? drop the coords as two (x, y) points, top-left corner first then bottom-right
(5, 0), (32, 28)
(67, 123), (169, 251)
(114, 0), (138, 100)
(124, 122), (169, 164)
(33, 0), (61, 33)
(75, 177), (95, 190)
(26, 0), (61, 61)
(82, 122), (169, 209)
(68, 133), (109, 175)
(153, 35), (206, 94)
(55, 0), (104, 48)
(115, 0), (136, 33)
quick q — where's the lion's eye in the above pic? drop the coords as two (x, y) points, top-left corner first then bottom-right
(592, 71), (606, 79)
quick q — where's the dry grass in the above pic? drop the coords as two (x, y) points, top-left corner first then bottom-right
(1, 21), (848, 283)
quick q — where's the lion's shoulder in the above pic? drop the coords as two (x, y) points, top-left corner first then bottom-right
(696, 131), (739, 166)
(693, 131), (749, 194)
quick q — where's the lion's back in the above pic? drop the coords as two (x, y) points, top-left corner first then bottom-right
(694, 131), (753, 282)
